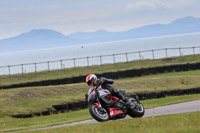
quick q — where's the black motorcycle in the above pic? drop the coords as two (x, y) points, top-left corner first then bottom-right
(85, 82), (145, 122)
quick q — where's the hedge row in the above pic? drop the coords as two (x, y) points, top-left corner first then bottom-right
(12, 87), (200, 118)
(2, 62), (200, 90)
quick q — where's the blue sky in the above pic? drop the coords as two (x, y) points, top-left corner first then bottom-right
(0, 0), (200, 39)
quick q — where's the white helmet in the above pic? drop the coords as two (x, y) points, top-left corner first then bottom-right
(86, 74), (97, 87)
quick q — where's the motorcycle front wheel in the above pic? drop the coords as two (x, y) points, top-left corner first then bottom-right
(89, 104), (109, 122)
(127, 98), (145, 118)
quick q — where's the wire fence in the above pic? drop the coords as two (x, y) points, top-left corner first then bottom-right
(0, 46), (200, 75)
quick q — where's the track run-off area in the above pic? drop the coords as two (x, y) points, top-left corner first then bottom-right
(18, 100), (200, 132)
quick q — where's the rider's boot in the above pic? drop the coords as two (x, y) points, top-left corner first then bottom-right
(117, 92), (134, 109)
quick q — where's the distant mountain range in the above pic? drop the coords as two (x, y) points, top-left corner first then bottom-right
(0, 16), (200, 52)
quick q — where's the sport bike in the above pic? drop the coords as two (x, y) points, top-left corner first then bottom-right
(85, 82), (145, 122)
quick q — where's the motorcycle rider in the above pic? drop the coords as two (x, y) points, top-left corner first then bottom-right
(86, 74), (133, 109)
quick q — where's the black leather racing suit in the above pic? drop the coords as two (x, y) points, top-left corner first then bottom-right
(97, 77), (128, 109)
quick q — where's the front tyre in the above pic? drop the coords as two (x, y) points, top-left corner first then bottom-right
(128, 98), (145, 118)
(89, 104), (109, 122)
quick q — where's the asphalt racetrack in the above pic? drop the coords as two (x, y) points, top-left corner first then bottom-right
(24, 100), (200, 132)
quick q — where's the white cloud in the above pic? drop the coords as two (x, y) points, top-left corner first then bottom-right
(125, 0), (199, 11)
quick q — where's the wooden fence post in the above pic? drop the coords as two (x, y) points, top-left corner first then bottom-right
(47, 61), (50, 71)
(139, 51), (141, 61)
(152, 50), (155, 60)
(100, 56), (102, 65)
(73, 58), (76, 68)
(125, 53), (128, 62)
(60, 60), (63, 69)
(21, 64), (24, 74)
(8, 65), (11, 75)
(179, 48), (182, 57)
(87, 57), (89, 67)
(34, 63), (37, 73)
(165, 48), (168, 58)
(113, 54), (115, 64)
(193, 47), (195, 55)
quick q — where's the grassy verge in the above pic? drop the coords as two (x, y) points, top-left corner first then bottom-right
(0, 54), (200, 86)
(1, 70), (200, 116)
(29, 111), (200, 133)
(0, 94), (200, 132)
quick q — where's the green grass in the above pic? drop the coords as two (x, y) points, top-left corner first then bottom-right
(141, 93), (200, 109)
(1, 70), (200, 116)
(0, 94), (200, 132)
(1, 54), (200, 86)
(0, 54), (200, 132)
(29, 111), (200, 133)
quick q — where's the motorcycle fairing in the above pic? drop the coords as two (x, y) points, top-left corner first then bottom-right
(109, 108), (124, 118)
(88, 89), (96, 104)
(98, 89), (111, 97)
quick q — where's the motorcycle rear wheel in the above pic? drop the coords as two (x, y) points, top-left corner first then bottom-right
(89, 104), (109, 122)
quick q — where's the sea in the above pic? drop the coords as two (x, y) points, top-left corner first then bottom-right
(0, 32), (200, 75)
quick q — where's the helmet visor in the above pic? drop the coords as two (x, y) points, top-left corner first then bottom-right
(87, 80), (92, 86)
(87, 77), (95, 86)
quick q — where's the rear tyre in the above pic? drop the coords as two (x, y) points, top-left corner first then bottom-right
(89, 104), (109, 122)
(128, 98), (145, 118)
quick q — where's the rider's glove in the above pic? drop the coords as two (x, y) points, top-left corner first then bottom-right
(99, 77), (106, 84)
(95, 79), (104, 86)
